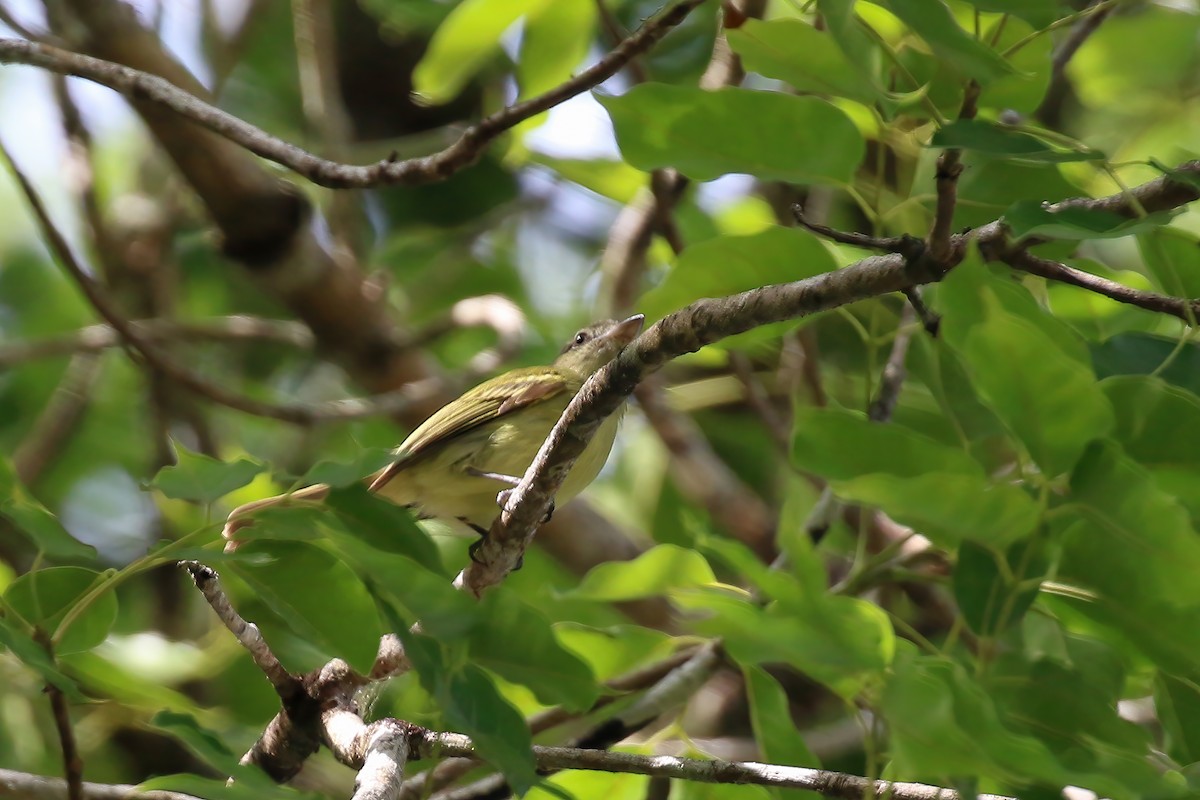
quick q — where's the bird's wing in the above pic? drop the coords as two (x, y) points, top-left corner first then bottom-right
(368, 368), (572, 491)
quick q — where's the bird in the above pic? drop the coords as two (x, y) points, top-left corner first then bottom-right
(223, 314), (645, 555)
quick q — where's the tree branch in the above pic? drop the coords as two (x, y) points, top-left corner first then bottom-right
(1003, 249), (1200, 323)
(0, 0), (705, 189)
(406, 727), (1015, 800)
(0, 769), (200, 800)
(0, 143), (439, 426)
(928, 81), (981, 264)
(181, 562), (300, 700)
(461, 161), (1200, 592)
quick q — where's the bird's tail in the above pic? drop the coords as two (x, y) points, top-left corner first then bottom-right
(222, 483), (331, 550)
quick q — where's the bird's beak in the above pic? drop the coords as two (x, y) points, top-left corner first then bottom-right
(606, 314), (645, 347)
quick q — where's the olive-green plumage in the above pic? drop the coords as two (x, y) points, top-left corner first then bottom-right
(223, 314), (643, 544)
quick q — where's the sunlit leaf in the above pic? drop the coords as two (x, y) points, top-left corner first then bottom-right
(884, 0), (1016, 84)
(641, 227), (837, 322)
(569, 544), (717, 601)
(153, 443), (264, 504)
(4, 566), (117, 654)
(598, 85), (864, 184)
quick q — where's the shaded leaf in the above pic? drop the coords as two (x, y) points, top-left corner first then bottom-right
(932, 120), (1103, 162)
(300, 449), (395, 489)
(325, 484), (444, 573)
(231, 540), (383, 673)
(1004, 201), (1182, 241)
(403, 632), (539, 794)
(953, 540), (1043, 636)
(598, 85), (863, 184)
(1156, 671), (1200, 765)
(0, 618), (84, 700)
(0, 458), (95, 560)
(743, 665), (821, 797)
(471, 588), (599, 711)
(1090, 333), (1200, 395)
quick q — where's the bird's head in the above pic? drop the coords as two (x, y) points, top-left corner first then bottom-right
(552, 314), (645, 378)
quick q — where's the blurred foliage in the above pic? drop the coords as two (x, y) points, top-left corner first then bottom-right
(3, 0), (1200, 799)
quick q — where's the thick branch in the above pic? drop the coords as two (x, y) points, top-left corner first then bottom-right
(0, 0), (704, 189)
(462, 161), (1200, 592)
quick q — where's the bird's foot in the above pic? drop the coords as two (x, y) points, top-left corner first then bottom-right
(463, 520), (523, 571)
(495, 488), (554, 523)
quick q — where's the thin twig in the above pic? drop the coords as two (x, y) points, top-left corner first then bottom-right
(928, 81), (981, 265)
(0, 316), (315, 366)
(13, 354), (102, 484)
(1035, 0), (1117, 126)
(868, 305), (917, 423)
(0, 768), (199, 800)
(1005, 249), (1200, 323)
(460, 161), (1200, 592)
(0, 0), (706, 189)
(33, 632), (83, 800)
(409, 727), (1015, 800)
(181, 562), (301, 700)
(792, 204), (917, 255)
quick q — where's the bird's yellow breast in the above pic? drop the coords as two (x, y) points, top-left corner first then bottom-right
(375, 398), (624, 528)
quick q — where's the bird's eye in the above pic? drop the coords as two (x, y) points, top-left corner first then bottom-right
(574, 331), (588, 345)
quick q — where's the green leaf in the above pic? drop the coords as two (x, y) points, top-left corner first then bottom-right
(413, 0), (551, 103)
(960, 0), (1067, 29)
(1102, 376), (1200, 520)
(1138, 227), (1200, 300)
(641, 227), (838, 322)
(1090, 333), (1200, 395)
(1061, 441), (1200, 611)
(568, 544), (716, 601)
(953, 540), (1043, 636)
(937, 255), (1114, 476)
(1003, 200), (1182, 241)
(153, 443), (264, 504)
(0, 458), (95, 560)
(1157, 671), (1200, 765)
(518, 0), (595, 100)
(743, 666), (820, 789)
(884, 0), (1016, 84)
(0, 618), (84, 700)
(932, 120), (1103, 162)
(471, 589), (599, 711)
(325, 484), (444, 573)
(231, 540), (384, 673)
(4, 566), (117, 654)
(816, 0), (886, 92)
(792, 407), (982, 480)
(299, 449), (395, 488)
(683, 589), (893, 699)
(882, 651), (1082, 789)
(598, 85), (864, 184)
(833, 472), (1039, 547)
(989, 651), (1170, 799)
(727, 19), (880, 106)
(139, 774), (300, 800)
(403, 632), (539, 794)
(151, 710), (244, 777)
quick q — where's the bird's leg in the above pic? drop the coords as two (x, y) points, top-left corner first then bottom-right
(465, 467), (554, 523)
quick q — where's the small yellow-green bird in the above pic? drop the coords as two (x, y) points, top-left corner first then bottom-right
(224, 314), (644, 549)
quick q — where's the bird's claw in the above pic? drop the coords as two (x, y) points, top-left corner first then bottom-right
(495, 490), (555, 525)
(465, 522), (523, 571)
